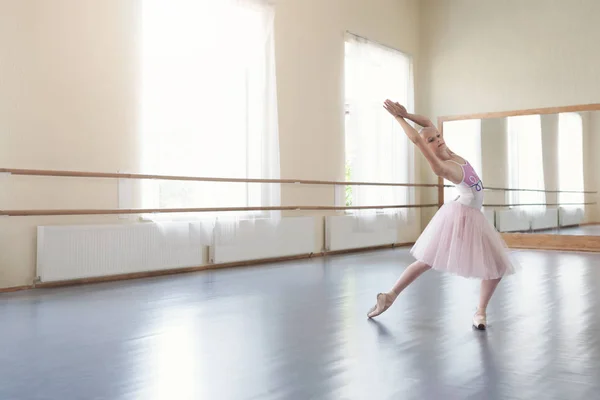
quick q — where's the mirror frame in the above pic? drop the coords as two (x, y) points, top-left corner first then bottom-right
(437, 102), (600, 252)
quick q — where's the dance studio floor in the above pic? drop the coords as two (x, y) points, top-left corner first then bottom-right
(2, 248), (600, 400)
(536, 224), (600, 235)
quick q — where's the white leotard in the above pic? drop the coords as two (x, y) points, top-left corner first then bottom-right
(451, 160), (484, 210)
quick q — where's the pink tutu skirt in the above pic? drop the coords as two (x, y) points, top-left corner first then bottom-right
(410, 202), (517, 280)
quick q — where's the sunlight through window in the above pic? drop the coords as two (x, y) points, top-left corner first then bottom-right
(506, 115), (546, 210)
(139, 0), (280, 220)
(558, 112), (585, 209)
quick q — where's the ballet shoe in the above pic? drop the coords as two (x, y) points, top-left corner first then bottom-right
(472, 311), (487, 330)
(367, 293), (394, 318)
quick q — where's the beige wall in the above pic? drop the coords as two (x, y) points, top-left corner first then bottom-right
(540, 114), (559, 205)
(586, 113), (600, 222)
(420, 0), (600, 221)
(0, 0), (421, 288)
(479, 118), (507, 206)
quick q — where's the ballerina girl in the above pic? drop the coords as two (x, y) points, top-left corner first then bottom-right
(367, 100), (517, 329)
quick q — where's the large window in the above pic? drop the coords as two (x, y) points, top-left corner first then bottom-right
(558, 112), (585, 208)
(343, 34), (414, 216)
(139, 0), (280, 220)
(506, 115), (546, 210)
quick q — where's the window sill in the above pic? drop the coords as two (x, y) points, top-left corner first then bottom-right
(137, 211), (274, 224)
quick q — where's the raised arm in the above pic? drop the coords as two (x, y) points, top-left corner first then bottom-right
(395, 116), (447, 177)
(387, 101), (435, 128)
(383, 100), (443, 172)
(404, 112), (435, 128)
(383, 100), (461, 183)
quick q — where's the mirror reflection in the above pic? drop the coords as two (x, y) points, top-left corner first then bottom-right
(442, 111), (600, 235)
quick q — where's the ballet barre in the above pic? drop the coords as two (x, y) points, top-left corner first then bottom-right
(0, 168), (438, 188)
(1, 202), (595, 217)
(0, 168), (596, 194)
(0, 204), (439, 217)
(483, 202), (597, 207)
(483, 187), (597, 194)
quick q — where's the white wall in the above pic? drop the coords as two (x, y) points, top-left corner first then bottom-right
(418, 0), (600, 221)
(0, 0), (421, 289)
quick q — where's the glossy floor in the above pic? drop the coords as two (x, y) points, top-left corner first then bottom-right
(535, 224), (600, 235)
(2, 248), (600, 400)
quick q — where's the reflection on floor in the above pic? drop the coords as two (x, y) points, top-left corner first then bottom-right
(1, 248), (600, 399)
(520, 224), (600, 236)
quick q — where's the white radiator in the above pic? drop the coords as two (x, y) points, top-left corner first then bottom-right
(496, 209), (531, 232)
(209, 217), (316, 263)
(559, 207), (585, 227)
(531, 208), (559, 230)
(325, 213), (419, 252)
(37, 222), (208, 282)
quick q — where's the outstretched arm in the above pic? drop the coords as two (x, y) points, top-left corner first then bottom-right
(385, 101), (435, 128)
(404, 112), (435, 128)
(383, 100), (461, 182)
(383, 100), (443, 174)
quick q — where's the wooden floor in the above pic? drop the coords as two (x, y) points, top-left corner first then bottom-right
(2, 248), (600, 400)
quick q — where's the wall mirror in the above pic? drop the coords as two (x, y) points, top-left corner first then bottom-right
(438, 104), (600, 252)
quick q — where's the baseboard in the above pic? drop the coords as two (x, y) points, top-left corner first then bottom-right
(14, 242), (415, 291)
(322, 242), (414, 256)
(0, 285), (34, 293)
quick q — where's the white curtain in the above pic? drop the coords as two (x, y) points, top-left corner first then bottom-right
(507, 115), (546, 216)
(139, 0), (280, 241)
(343, 33), (415, 227)
(558, 112), (585, 210)
(441, 119), (482, 202)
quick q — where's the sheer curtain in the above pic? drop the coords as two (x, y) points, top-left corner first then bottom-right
(344, 33), (415, 226)
(507, 115), (546, 216)
(441, 119), (482, 202)
(558, 112), (585, 210)
(139, 0), (280, 240)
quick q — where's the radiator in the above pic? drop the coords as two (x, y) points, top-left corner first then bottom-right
(209, 216), (316, 263)
(325, 213), (419, 252)
(531, 208), (559, 231)
(37, 222), (208, 282)
(559, 207), (585, 227)
(496, 209), (531, 232)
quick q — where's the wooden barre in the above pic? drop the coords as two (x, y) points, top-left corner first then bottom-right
(483, 186), (597, 194)
(1, 202), (595, 216)
(0, 168), (438, 188)
(483, 202), (596, 207)
(0, 204), (440, 217)
(1, 168), (596, 194)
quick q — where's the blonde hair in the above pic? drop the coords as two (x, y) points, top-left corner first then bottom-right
(419, 126), (438, 137)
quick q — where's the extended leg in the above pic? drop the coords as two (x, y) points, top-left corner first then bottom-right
(367, 261), (431, 318)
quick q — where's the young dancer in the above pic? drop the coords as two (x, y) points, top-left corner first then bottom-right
(367, 100), (517, 330)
